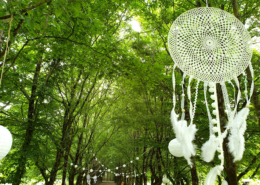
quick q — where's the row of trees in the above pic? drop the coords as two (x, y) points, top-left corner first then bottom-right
(0, 0), (259, 185)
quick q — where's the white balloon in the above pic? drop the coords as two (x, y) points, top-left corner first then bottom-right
(0, 125), (13, 160)
(168, 139), (184, 157)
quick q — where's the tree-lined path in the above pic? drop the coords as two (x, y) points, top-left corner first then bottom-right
(0, 0), (260, 185)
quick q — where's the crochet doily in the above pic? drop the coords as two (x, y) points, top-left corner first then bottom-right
(168, 7), (252, 83)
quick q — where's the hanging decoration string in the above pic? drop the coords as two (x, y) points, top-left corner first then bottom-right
(0, 14), (13, 87)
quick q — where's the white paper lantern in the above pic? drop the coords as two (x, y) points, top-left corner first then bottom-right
(83, 168), (85, 170)
(70, 163), (73, 166)
(162, 177), (169, 184)
(123, 164), (126, 167)
(116, 167), (118, 170)
(93, 176), (97, 183)
(130, 160), (133, 163)
(90, 169), (93, 172)
(0, 125), (13, 160)
(99, 170), (102, 172)
(168, 139), (184, 157)
(107, 169), (110, 172)
(136, 157), (139, 160)
(74, 165), (78, 168)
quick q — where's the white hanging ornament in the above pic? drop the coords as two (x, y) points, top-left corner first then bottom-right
(116, 167), (118, 170)
(130, 160), (133, 163)
(93, 176), (97, 183)
(90, 169), (93, 172)
(136, 157), (139, 160)
(107, 169), (110, 172)
(87, 174), (91, 185)
(99, 170), (102, 172)
(123, 164), (126, 167)
(83, 168), (85, 170)
(168, 139), (184, 157)
(162, 177), (169, 184)
(0, 125), (13, 161)
(168, 3), (254, 183)
(168, 8), (252, 83)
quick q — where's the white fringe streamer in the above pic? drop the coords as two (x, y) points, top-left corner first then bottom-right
(222, 180), (228, 185)
(205, 166), (222, 185)
(228, 107), (249, 162)
(201, 135), (218, 162)
(171, 109), (197, 166)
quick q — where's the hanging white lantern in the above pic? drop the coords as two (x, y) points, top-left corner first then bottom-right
(93, 176), (97, 183)
(74, 165), (78, 168)
(168, 139), (184, 157)
(136, 157), (139, 160)
(0, 125), (13, 161)
(99, 170), (102, 172)
(90, 169), (93, 172)
(83, 168), (85, 170)
(130, 160), (133, 163)
(107, 169), (110, 172)
(123, 164), (126, 167)
(70, 163), (73, 166)
(116, 167), (118, 170)
(87, 174), (91, 184)
(162, 177), (169, 184)
(83, 173), (86, 176)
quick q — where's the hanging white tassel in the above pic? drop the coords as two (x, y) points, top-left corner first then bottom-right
(228, 108), (249, 162)
(205, 166), (222, 185)
(222, 180), (228, 185)
(201, 135), (219, 162)
(170, 109), (197, 166)
(170, 109), (179, 128)
(181, 122), (197, 166)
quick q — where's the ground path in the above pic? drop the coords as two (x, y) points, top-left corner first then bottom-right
(100, 181), (117, 185)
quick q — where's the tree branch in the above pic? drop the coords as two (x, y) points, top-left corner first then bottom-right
(0, 0), (51, 20)
(237, 151), (260, 180)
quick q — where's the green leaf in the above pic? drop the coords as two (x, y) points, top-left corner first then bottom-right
(55, 8), (62, 17)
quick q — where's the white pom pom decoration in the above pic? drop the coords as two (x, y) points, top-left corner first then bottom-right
(168, 139), (184, 157)
(0, 125), (13, 161)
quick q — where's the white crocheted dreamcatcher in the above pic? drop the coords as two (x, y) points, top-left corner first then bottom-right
(167, 2), (253, 185)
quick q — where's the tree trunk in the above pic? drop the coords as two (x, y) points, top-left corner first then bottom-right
(13, 58), (42, 185)
(190, 156), (199, 185)
(217, 84), (237, 185)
